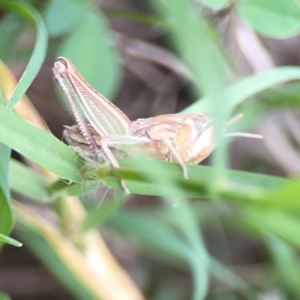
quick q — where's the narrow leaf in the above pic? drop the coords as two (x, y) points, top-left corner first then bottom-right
(0, 1), (48, 109)
(183, 67), (300, 115)
(0, 135), (13, 246)
(9, 159), (51, 202)
(0, 233), (22, 247)
(151, 0), (230, 96)
(0, 104), (84, 182)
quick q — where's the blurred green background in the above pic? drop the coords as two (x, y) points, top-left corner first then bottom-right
(1, 0), (300, 299)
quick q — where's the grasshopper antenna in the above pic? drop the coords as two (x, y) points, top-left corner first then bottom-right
(225, 113), (263, 140)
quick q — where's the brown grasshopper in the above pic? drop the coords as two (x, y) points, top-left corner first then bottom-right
(53, 57), (261, 194)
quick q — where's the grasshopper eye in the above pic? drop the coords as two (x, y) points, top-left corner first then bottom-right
(193, 114), (214, 134)
(202, 120), (214, 133)
(57, 57), (68, 66)
(54, 57), (74, 76)
(54, 61), (66, 75)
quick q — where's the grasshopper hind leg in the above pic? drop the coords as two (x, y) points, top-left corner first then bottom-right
(162, 139), (188, 179)
(99, 138), (130, 194)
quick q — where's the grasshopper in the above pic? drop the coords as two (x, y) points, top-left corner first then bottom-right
(53, 57), (261, 194)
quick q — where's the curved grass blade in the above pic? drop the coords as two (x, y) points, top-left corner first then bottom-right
(183, 67), (300, 115)
(0, 291), (12, 300)
(0, 233), (22, 247)
(0, 1), (47, 110)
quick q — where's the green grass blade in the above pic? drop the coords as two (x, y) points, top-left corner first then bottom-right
(174, 200), (209, 300)
(108, 210), (193, 264)
(267, 235), (300, 298)
(51, 180), (100, 196)
(9, 159), (51, 202)
(183, 66), (300, 115)
(112, 159), (210, 298)
(0, 291), (12, 300)
(0, 104), (84, 182)
(0, 233), (22, 247)
(82, 195), (126, 232)
(151, 0), (230, 97)
(0, 94), (13, 244)
(0, 1), (47, 109)
(232, 208), (300, 257)
(210, 258), (259, 299)
(103, 159), (293, 199)
(253, 180), (300, 212)
(0, 177), (13, 247)
(109, 209), (206, 300)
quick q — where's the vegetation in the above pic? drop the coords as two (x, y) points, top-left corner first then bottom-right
(1, 0), (300, 299)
